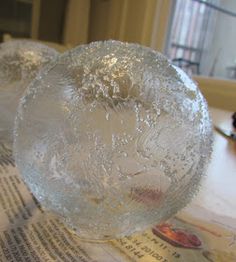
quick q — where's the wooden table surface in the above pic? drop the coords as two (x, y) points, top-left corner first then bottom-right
(183, 107), (236, 227)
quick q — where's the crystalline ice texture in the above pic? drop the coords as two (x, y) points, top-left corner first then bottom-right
(14, 40), (212, 241)
(0, 40), (58, 141)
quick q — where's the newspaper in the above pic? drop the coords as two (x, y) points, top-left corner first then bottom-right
(0, 142), (236, 262)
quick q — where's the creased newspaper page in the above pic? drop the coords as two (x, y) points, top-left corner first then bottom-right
(0, 142), (236, 262)
(0, 142), (125, 262)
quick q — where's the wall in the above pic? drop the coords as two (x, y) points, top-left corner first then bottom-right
(63, 0), (172, 50)
(88, 0), (158, 46)
(38, 0), (67, 43)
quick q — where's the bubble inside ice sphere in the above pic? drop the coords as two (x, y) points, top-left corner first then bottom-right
(14, 40), (212, 241)
(0, 40), (58, 141)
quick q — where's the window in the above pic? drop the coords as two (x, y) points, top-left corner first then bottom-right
(167, 0), (236, 80)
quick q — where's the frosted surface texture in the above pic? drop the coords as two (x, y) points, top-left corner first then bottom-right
(0, 40), (58, 140)
(14, 41), (212, 241)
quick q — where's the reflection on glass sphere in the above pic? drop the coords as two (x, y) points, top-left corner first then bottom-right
(0, 40), (58, 141)
(14, 40), (212, 241)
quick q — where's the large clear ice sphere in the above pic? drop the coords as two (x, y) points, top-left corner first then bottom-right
(14, 41), (212, 241)
(0, 40), (58, 141)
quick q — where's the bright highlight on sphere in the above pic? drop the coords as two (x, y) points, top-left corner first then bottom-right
(14, 40), (212, 241)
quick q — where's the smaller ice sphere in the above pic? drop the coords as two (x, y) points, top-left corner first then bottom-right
(14, 40), (212, 241)
(0, 40), (58, 141)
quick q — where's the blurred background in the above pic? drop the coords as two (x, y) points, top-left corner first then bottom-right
(0, 0), (236, 80)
